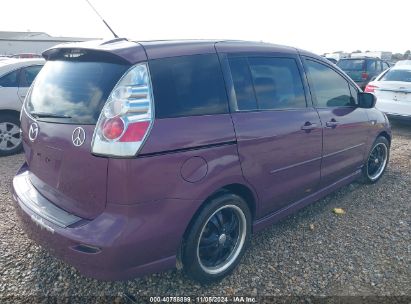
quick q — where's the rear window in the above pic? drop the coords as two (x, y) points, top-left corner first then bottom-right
(149, 54), (229, 118)
(25, 61), (128, 124)
(337, 59), (365, 71)
(381, 69), (411, 82)
(0, 69), (19, 87)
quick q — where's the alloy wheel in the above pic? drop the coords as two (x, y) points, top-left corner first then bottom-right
(197, 205), (247, 275)
(0, 122), (22, 152)
(367, 142), (388, 181)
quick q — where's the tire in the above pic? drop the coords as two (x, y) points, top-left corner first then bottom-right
(182, 192), (251, 284)
(0, 113), (23, 156)
(361, 136), (390, 184)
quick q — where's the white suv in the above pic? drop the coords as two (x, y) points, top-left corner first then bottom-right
(0, 59), (44, 155)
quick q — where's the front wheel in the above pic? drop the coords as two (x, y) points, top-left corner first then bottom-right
(182, 193), (251, 284)
(361, 136), (390, 183)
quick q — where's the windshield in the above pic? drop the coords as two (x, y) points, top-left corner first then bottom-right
(25, 60), (128, 124)
(337, 59), (365, 71)
(381, 69), (411, 82)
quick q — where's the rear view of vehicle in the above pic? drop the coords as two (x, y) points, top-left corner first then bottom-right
(13, 40), (157, 279)
(366, 65), (411, 120)
(337, 58), (389, 89)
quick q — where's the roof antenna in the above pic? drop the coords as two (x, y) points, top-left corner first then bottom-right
(84, 0), (119, 38)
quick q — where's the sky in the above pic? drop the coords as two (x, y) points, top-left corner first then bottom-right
(1, 0), (409, 55)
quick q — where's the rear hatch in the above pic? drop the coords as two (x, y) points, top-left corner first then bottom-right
(21, 50), (132, 219)
(337, 59), (365, 82)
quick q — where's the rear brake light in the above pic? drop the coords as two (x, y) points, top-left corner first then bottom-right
(91, 63), (153, 157)
(364, 84), (378, 93)
(119, 121), (150, 142)
(361, 72), (369, 80)
(102, 117), (125, 140)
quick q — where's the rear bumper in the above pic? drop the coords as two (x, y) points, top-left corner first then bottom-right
(376, 98), (411, 120)
(12, 163), (201, 280)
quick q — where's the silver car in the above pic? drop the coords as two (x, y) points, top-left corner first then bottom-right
(0, 59), (44, 155)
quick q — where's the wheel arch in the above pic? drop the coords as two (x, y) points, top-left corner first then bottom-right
(377, 131), (391, 145)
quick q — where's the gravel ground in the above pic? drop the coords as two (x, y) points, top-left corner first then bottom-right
(0, 120), (410, 302)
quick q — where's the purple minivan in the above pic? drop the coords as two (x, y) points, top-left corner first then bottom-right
(12, 39), (391, 283)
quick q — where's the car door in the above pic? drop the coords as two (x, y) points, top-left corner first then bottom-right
(0, 68), (21, 111)
(17, 65), (43, 102)
(303, 58), (369, 187)
(223, 54), (322, 217)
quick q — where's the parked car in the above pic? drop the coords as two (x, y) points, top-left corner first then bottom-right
(395, 60), (411, 66)
(365, 65), (411, 120)
(0, 58), (44, 155)
(12, 39), (391, 283)
(337, 57), (390, 89)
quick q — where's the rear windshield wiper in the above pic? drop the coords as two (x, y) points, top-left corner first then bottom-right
(30, 112), (72, 119)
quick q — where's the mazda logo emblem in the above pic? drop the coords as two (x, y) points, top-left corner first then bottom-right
(28, 122), (39, 142)
(72, 127), (86, 147)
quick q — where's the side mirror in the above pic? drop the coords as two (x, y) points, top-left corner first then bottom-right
(358, 92), (376, 108)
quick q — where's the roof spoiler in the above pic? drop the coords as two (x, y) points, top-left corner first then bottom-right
(42, 39), (147, 64)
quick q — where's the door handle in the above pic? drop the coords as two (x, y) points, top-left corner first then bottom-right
(301, 122), (317, 131)
(326, 119), (339, 128)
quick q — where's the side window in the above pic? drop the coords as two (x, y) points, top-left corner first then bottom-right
(248, 57), (306, 110)
(0, 69), (20, 87)
(20, 65), (43, 87)
(383, 62), (390, 70)
(228, 57), (258, 111)
(149, 54), (229, 119)
(305, 60), (354, 107)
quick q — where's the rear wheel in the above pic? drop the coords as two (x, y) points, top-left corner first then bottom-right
(0, 113), (22, 156)
(361, 136), (389, 183)
(182, 193), (251, 284)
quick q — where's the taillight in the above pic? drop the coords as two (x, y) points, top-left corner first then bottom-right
(361, 72), (369, 80)
(102, 117), (125, 140)
(364, 84), (378, 93)
(91, 63), (153, 157)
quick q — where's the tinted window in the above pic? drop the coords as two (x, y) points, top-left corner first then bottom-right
(0, 69), (19, 87)
(228, 57), (257, 111)
(20, 65), (43, 87)
(26, 61), (128, 124)
(366, 60), (377, 73)
(150, 54), (228, 118)
(381, 69), (411, 82)
(383, 62), (390, 70)
(306, 60), (354, 107)
(248, 57), (306, 110)
(337, 59), (364, 71)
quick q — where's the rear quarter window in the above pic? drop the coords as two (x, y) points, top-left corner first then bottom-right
(149, 54), (229, 118)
